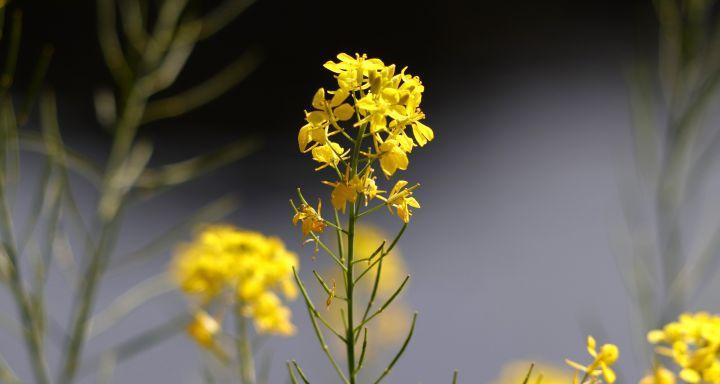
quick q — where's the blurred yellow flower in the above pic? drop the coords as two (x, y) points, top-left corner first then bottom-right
(172, 225), (298, 337)
(639, 366), (676, 384)
(187, 310), (221, 349)
(648, 312), (720, 383)
(492, 361), (574, 384)
(565, 335), (619, 383)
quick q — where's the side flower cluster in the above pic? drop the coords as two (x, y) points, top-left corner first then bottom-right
(172, 225), (299, 348)
(648, 312), (720, 383)
(294, 52), (434, 236)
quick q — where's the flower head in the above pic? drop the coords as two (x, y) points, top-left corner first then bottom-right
(648, 312), (720, 383)
(171, 225), (298, 336)
(565, 335), (619, 383)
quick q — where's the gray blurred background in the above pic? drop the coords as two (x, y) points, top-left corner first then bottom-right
(4, 0), (714, 382)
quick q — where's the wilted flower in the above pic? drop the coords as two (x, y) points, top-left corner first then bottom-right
(293, 200), (327, 237)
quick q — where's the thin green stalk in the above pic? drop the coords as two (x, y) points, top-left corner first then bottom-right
(1, 244), (50, 384)
(343, 119), (367, 384)
(292, 267), (349, 384)
(345, 202), (357, 384)
(290, 361), (311, 384)
(0, 181), (50, 384)
(287, 362), (300, 384)
(372, 312), (417, 384)
(59, 218), (121, 384)
(521, 364), (534, 384)
(0, 353), (20, 384)
(354, 276), (409, 334)
(235, 304), (256, 384)
(354, 328), (367, 375)
(356, 257), (382, 342)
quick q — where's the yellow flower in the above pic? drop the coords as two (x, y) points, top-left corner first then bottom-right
(299, 52), (434, 181)
(298, 122), (328, 153)
(648, 312), (720, 383)
(565, 335), (619, 383)
(187, 310), (220, 348)
(171, 225), (298, 336)
(412, 121), (434, 147)
(323, 177), (358, 213)
(244, 292), (296, 336)
(323, 52), (385, 92)
(383, 180), (420, 223)
(292, 200), (327, 237)
(492, 361), (574, 384)
(378, 139), (410, 177)
(355, 167), (381, 205)
(311, 141), (347, 170)
(640, 366), (676, 384)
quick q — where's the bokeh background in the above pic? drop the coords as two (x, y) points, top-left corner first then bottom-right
(3, 0), (711, 382)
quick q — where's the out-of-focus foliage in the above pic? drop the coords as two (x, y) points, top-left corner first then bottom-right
(0, 0), (262, 383)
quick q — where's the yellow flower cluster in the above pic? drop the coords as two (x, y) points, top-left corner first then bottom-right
(648, 312), (720, 383)
(295, 52), (433, 231)
(172, 225), (299, 343)
(566, 336), (619, 383)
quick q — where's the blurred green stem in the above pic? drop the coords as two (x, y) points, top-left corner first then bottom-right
(235, 304), (256, 384)
(0, 188), (50, 384)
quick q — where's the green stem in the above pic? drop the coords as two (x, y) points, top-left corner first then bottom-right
(59, 219), (120, 384)
(345, 202), (357, 384)
(235, 305), (256, 384)
(0, 183), (50, 384)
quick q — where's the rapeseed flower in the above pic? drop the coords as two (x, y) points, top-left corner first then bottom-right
(566, 336), (619, 383)
(187, 310), (221, 349)
(294, 52), (433, 229)
(647, 312), (720, 383)
(382, 180), (420, 223)
(292, 200), (326, 237)
(492, 361), (574, 384)
(172, 225), (298, 341)
(640, 366), (676, 384)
